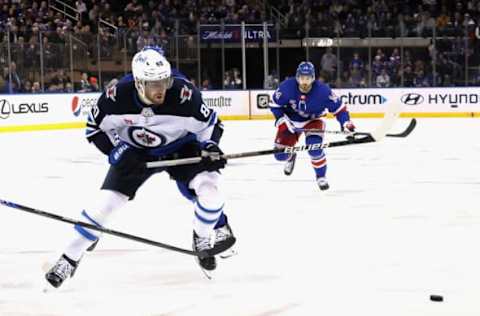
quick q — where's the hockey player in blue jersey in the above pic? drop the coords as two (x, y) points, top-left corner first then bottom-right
(45, 47), (235, 288)
(271, 61), (355, 190)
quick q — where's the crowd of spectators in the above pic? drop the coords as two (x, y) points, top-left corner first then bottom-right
(0, 0), (479, 92)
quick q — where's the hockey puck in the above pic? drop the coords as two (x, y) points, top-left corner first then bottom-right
(430, 295), (443, 302)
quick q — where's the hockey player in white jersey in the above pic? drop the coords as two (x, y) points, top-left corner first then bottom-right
(45, 47), (235, 288)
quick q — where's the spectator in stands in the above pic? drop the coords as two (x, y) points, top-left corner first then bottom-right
(89, 77), (100, 92)
(403, 65), (415, 87)
(23, 80), (32, 93)
(65, 82), (74, 92)
(350, 52), (364, 73)
(376, 68), (391, 87)
(371, 55), (384, 78)
(320, 47), (337, 81)
(201, 79), (212, 90)
(7, 62), (22, 92)
(79, 72), (92, 92)
(31, 81), (41, 93)
(232, 68), (242, 89)
(414, 69), (430, 87)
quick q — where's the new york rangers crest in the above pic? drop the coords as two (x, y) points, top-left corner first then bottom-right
(298, 94), (307, 112)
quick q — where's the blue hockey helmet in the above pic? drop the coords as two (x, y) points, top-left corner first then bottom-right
(296, 61), (315, 78)
(296, 61), (315, 93)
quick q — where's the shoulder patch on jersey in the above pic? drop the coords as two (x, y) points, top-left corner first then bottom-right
(106, 85), (117, 101)
(329, 92), (339, 103)
(180, 85), (193, 104)
(275, 90), (282, 100)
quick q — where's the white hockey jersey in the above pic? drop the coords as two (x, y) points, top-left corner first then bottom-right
(86, 77), (221, 156)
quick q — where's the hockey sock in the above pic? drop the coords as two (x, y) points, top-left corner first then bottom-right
(64, 190), (129, 261)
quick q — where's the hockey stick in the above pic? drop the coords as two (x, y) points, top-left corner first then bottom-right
(294, 118), (417, 138)
(147, 103), (403, 169)
(146, 133), (376, 168)
(0, 198), (227, 259)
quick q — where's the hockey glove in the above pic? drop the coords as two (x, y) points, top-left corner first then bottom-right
(342, 120), (356, 133)
(275, 115), (296, 134)
(108, 142), (144, 172)
(200, 141), (227, 171)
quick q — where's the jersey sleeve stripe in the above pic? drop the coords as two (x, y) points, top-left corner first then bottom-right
(332, 103), (347, 115)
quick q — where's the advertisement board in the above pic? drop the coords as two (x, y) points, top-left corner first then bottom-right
(199, 24), (276, 43)
(1, 87), (480, 132)
(201, 90), (249, 119)
(249, 87), (480, 119)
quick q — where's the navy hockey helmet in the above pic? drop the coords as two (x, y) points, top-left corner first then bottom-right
(296, 61), (315, 93)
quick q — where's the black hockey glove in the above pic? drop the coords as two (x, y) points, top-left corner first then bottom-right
(200, 141), (227, 171)
(108, 142), (145, 173)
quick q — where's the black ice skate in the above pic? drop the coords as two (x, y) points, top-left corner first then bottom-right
(215, 223), (237, 259)
(193, 232), (217, 271)
(284, 153), (297, 176)
(45, 254), (79, 288)
(193, 223), (236, 273)
(316, 177), (330, 191)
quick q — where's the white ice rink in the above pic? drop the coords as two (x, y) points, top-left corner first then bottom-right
(1, 118), (480, 316)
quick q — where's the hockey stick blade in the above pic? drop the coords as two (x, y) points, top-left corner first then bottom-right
(385, 118), (416, 137)
(0, 198), (226, 259)
(294, 118), (416, 138)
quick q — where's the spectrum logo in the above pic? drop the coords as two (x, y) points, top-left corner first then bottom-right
(339, 93), (387, 105)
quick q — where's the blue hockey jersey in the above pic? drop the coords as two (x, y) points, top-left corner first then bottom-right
(270, 78), (350, 126)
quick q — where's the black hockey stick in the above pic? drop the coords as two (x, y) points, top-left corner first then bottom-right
(385, 118), (417, 137)
(0, 198), (227, 259)
(146, 105), (405, 169)
(295, 118), (417, 138)
(146, 133), (376, 168)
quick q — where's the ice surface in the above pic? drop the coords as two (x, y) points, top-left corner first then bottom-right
(1, 118), (480, 316)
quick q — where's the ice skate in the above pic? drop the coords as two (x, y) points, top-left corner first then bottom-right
(45, 254), (79, 289)
(316, 177), (330, 191)
(193, 232), (216, 271)
(283, 153), (297, 175)
(214, 223), (237, 259)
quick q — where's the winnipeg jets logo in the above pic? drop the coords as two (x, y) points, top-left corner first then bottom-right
(141, 107), (154, 117)
(129, 127), (166, 148)
(180, 85), (192, 104)
(136, 130), (156, 145)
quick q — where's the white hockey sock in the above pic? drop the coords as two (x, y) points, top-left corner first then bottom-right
(64, 190), (129, 261)
(189, 172), (224, 238)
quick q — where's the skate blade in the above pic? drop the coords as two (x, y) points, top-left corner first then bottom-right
(219, 248), (237, 259)
(42, 282), (57, 293)
(40, 260), (62, 292)
(199, 267), (215, 280)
